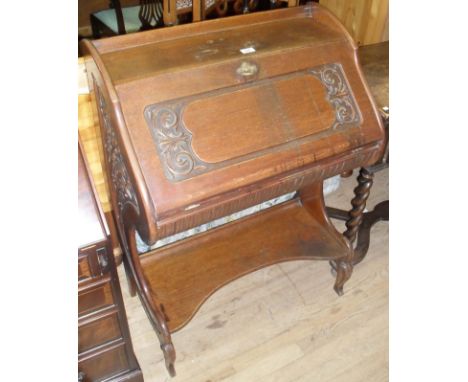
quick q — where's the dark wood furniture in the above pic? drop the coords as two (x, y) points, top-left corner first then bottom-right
(78, 142), (143, 382)
(91, 0), (164, 38)
(89, 0), (307, 38)
(327, 41), (389, 263)
(90, 0), (223, 36)
(80, 4), (385, 376)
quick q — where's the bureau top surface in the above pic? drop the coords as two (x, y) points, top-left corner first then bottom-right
(93, 6), (345, 84)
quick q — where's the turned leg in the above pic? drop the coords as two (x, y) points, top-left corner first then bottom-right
(353, 200), (389, 265)
(343, 167), (374, 245)
(327, 169), (387, 267)
(298, 182), (355, 296)
(329, 167), (374, 293)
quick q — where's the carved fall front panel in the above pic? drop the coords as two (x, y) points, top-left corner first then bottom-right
(144, 63), (361, 182)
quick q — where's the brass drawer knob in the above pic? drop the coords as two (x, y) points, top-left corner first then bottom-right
(236, 61), (258, 79)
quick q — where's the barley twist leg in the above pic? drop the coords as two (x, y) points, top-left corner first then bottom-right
(344, 167), (374, 244)
(330, 167), (374, 293)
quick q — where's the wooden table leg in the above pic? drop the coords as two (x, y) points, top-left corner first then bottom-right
(326, 167), (388, 266)
(353, 200), (388, 265)
(344, 167), (374, 245)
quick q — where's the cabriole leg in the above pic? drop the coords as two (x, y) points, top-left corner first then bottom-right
(125, 225), (177, 376)
(122, 254), (137, 297)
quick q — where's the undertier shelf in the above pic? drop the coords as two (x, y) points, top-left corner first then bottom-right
(140, 197), (348, 332)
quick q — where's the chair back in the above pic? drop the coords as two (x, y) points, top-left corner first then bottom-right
(139, 0), (164, 29)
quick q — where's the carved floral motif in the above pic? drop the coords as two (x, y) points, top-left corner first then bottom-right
(145, 63), (361, 182)
(96, 83), (139, 215)
(149, 106), (211, 181)
(309, 63), (361, 129)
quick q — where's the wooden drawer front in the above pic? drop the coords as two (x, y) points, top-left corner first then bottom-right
(79, 280), (113, 317)
(79, 310), (121, 353)
(79, 342), (129, 382)
(78, 254), (93, 283)
(79, 245), (110, 285)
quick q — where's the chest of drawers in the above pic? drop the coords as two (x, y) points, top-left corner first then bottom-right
(78, 142), (143, 382)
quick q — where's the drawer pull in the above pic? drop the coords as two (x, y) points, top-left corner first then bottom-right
(78, 371), (85, 382)
(236, 61), (258, 79)
(97, 247), (109, 274)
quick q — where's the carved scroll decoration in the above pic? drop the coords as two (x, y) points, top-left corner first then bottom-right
(309, 63), (361, 130)
(145, 62), (361, 182)
(95, 82), (140, 215)
(94, 80), (176, 375)
(147, 105), (212, 181)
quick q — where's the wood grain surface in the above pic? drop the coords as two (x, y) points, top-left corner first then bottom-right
(141, 195), (349, 332)
(78, 142), (144, 382)
(79, 6), (386, 375)
(81, 5), (385, 246)
(181, 74), (335, 163)
(76, 40), (388, 222)
(358, 41), (388, 109)
(120, 168), (389, 381)
(320, 0), (389, 46)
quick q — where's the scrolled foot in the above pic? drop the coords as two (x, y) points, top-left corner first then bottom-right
(161, 342), (177, 377)
(167, 363), (176, 378)
(333, 260), (353, 296)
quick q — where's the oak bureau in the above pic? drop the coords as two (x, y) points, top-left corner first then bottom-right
(80, 3), (385, 376)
